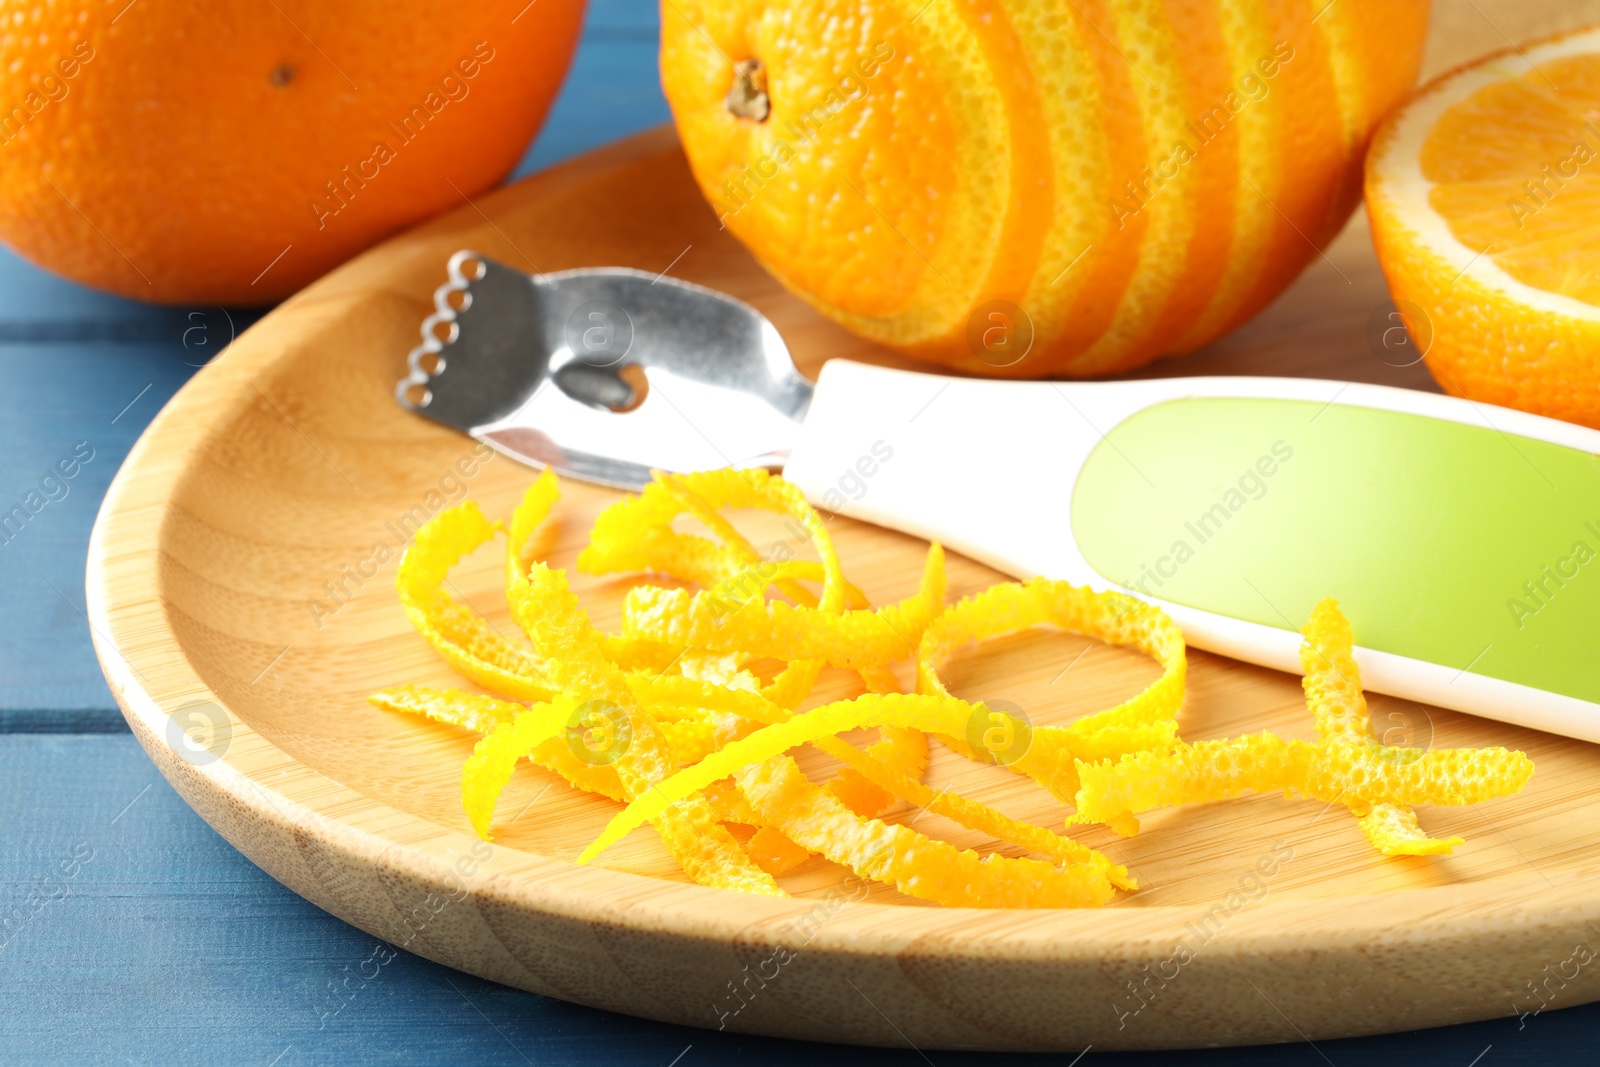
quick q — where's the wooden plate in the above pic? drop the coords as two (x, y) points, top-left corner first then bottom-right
(87, 126), (1600, 1052)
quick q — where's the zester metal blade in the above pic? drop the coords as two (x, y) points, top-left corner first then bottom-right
(396, 250), (814, 490)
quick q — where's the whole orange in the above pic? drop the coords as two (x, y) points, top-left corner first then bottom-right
(0, 0), (585, 304)
(662, 0), (1430, 377)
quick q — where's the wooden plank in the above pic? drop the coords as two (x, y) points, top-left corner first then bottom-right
(585, 0), (660, 33)
(0, 246), (184, 338)
(3, 732), (1596, 1065)
(0, 345), (201, 720)
(0, 733), (693, 1065)
(514, 38), (670, 179)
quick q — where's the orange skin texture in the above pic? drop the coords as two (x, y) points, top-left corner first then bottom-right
(0, 1), (585, 304)
(1138, 0), (1233, 353)
(1368, 197), (1600, 429)
(1368, 28), (1600, 429)
(1047, 0), (1148, 366)
(663, 0), (1430, 377)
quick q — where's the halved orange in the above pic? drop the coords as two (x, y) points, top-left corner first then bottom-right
(1367, 24), (1600, 428)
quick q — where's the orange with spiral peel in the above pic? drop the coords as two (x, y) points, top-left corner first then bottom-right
(661, 0), (1429, 376)
(1367, 24), (1600, 429)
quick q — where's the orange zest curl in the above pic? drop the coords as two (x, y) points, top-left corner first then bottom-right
(1300, 597), (1464, 855)
(374, 468), (1534, 909)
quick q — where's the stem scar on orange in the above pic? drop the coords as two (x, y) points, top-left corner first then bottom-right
(0, 0), (586, 304)
(661, 0), (1430, 377)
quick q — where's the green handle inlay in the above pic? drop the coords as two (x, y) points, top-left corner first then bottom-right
(1070, 397), (1600, 703)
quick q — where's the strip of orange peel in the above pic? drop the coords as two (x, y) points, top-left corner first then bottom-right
(624, 476), (1075, 857)
(591, 468), (852, 722)
(635, 678), (1131, 886)
(388, 654), (1118, 891)
(499, 560), (783, 894)
(916, 578), (1185, 800)
(507, 468), (561, 584)
(432, 472), (787, 895)
(393, 472), (1126, 898)
(621, 546), (946, 670)
(627, 669), (1130, 885)
(918, 578), (1186, 733)
(460, 700), (571, 836)
(581, 693), (1044, 863)
(1301, 598), (1464, 855)
(381, 467), (1538, 908)
(409, 478), (1129, 889)
(370, 683), (627, 801)
(395, 501), (556, 702)
(589, 468), (928, 807)
(370, 683), (519, 734)
(1072, 733), (1533, 828)
(745, 825), (814, 876)
(737, 756), (1116, 908)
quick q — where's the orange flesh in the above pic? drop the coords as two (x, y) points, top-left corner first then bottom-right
(1423, 53), (1600, 305)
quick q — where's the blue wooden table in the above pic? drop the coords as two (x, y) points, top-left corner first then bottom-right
(4, 3), (1599, 1063)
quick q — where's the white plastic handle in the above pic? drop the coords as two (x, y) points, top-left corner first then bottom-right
(783, 359), (1194, 581)
(783, 359), (1600, 742)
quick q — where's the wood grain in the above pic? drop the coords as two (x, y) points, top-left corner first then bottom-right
(84, 15), (1600, 1048)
